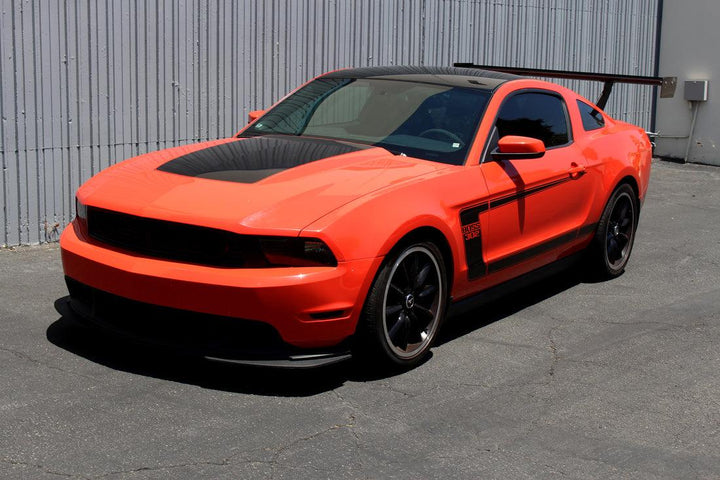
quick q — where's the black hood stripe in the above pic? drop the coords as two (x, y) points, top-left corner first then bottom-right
(157, 135), (369, 183)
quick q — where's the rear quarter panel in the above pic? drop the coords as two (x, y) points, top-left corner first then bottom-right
(572, 112), (652, 224)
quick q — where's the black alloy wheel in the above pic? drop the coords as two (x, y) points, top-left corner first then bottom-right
(605, 191), (635, 270)
(357, 241), (447, 368)
(588, 183), (638, 278)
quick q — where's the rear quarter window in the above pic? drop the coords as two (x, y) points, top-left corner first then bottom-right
(577, 100), (605, 131)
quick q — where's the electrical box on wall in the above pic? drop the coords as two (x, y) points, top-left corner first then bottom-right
(684, 80), (709, 101)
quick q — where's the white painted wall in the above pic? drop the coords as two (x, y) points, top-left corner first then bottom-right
(655, 1), (720, 165)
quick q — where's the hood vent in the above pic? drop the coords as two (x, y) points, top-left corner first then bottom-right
(157, 135), (368, 183)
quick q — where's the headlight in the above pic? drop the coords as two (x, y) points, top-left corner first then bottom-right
(75, 197), (87, 221)
(74, 197), (89, 237)
(259, 237), (337, 267)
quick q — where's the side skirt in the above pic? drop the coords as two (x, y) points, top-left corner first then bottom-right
(447, 251), (584, 318)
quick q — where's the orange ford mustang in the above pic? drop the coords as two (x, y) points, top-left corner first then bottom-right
(60, 66), (652, 368)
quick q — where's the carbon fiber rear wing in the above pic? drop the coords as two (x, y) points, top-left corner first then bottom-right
(453, 63), (674, 110)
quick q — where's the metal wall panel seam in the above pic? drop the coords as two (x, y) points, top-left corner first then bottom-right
(18, 0), (33, 243)
(9, 0), (22, 245)
(32, 1), (47, 242)
(0, 3), (6, 246)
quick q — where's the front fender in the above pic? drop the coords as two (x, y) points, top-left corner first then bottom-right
(300, 178), (464, 266)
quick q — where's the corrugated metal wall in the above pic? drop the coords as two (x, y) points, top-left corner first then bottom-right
(0, 0), (659, 246)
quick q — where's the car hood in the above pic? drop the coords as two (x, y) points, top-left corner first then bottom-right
(78, 135), (450, 235)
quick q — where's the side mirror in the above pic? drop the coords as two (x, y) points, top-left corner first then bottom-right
(247, 109), (266, 124)
(491, 135), (545, 160)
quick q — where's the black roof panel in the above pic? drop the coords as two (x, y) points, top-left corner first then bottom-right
(320, 65), (518, 90)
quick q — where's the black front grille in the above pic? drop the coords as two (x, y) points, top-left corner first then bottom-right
(65, 277), (290, 358)
(87, 207), (264, 267)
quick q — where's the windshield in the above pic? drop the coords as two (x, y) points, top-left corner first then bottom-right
(241, 78), (491, 165)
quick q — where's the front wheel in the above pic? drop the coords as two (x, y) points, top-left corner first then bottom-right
(587, 183), (638, 279)
(356, 241), (448, 368)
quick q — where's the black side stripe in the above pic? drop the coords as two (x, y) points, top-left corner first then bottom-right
(488, 176), (572, 209)
(459, 174), (596, 279)
(459, 204), (489, 279)
(487, 224), (596, 273)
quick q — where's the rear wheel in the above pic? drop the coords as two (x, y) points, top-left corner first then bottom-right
(356, 241), (447, 368)
(587, 183), (638, 278)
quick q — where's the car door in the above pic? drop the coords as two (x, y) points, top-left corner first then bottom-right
(479, 90), (593, 278)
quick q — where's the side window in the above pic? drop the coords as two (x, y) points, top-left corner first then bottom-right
(577, 100), (605, 131)
(495, 92), (570, 148)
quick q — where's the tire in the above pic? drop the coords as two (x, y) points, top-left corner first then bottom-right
(587, 183), (638, 279)
(355, 241), (448, 369)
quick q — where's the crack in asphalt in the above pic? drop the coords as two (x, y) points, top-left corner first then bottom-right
(330, 388), (368, 474)
(347, 414), (366, 472)
(73, 447), (275, 479)
(1, 458), (91, 479)
(0, 346), (96, 381)
(377, 382), (414, 398)
(597, 320), (704, 330)
(454, 381), (493, 389)
(548, 331), (559, 378)
(94, 460), (236, 478)
(63, 391), (368, 479)
(545, 321), (568, 382)
(473, 336), (547, 353)
(264, 405), (361, 480)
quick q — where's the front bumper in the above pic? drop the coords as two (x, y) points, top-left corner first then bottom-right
(57, 284), (352, 368)
(60, 223), (382, 350)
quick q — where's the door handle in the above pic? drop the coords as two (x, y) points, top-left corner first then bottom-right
(568, 163), (586, 178)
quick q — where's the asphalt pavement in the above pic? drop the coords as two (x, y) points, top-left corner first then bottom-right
(1, 159), (719, 479)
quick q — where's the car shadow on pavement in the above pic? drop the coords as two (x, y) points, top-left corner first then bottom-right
(46, 307), (354, 397)
(47, 265), (588, 396)
(437, 264), (585, 346)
